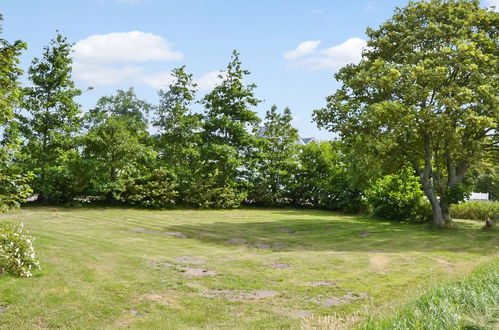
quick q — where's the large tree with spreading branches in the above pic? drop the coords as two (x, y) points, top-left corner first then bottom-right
(314, 0), (498, 226)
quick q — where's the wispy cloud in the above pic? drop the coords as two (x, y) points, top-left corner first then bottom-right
(284, 37), (367, 71)
(283, 40), (321, 60)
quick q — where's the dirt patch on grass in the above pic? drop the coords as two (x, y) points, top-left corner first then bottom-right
(164, 232), (188, 238)
(359, 231), (375, 237)
(146, 260), (216, 277)
(0, 305), (8, 313)
(126, 309), (139, 316)
(201, 290), (278, 301)
(311, 292), (368, 307)
(369, 254), (390, 274)
(141, 293), (177, 305)
(270, 262), (293, 269)
(130, 228), (187, 238)
(276, 228), (296, 233)
(175, 256), (205, 265)
(311, 281), (335, 287)
(131, 227), (161, 234)
(343, 292), (368, 300)
(254, 243), (272, 249)
(228, 238), (248, 244)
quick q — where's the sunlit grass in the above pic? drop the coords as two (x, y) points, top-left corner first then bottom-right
(0, 207), (497, 329)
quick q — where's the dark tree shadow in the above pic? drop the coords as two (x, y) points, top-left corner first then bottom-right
(161, 210), (498, 254)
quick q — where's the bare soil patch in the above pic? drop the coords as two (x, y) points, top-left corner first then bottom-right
(310, 281), (334, 287)
(146, 260), (216, 277)
(369, 254), (390, 274)
(130, 228), (187, 238)
(270, 262), (293, 269)
(228, 238), (247, 244)
(359, 231), (374, 237)
(254, 243), (272, 249)
(201, 290), (278, 301)
(130, 227), (161, 234)
(141, 293), (177, 305)
(175, 256), (205, 265)
(125, 309), (139, 316)
(311, 292), (368, 307)
(276, 228), (296, 233)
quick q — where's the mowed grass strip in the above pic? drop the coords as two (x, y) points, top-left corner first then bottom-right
(0, 207), (497, 329)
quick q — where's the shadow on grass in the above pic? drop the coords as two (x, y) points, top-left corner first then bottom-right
(162, 210), (498, 254)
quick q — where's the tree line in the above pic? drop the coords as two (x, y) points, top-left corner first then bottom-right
(1, 0), (498, 227)
(0, 26), (365, 212)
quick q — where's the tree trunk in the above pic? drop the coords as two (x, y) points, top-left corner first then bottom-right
(425, 188), (446, 227)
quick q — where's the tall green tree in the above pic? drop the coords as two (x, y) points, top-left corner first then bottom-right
(314, 0), (498, 226)
(18, 33), (82, 202)
(83, 89), (176, 206)
(153, 66), (201, 202)
(86, 87), (150, 131)
(249, 105), (299, 205)
(196, 50), (262, 208)
(0, 14), (32, 211)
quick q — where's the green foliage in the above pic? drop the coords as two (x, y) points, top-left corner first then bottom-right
(0, 15), (31, 212)
(363, 259), (499, 329)
(19, 33), (82, 202)
(0, 172), (33, 212)
(198, 50), (262, 208)
(366, 167), (430, 222)
(249, 105), (299, 206)
(314, 0), (499, 226)
(87, 87), (151, 131)
(0, 222), (40, 277)
(121, 166), (178, 208)
(472, 160), (499, 201)
(153, 67), (201, 204)
(291, 141), (366, 213)
(450, 200), (499, 221)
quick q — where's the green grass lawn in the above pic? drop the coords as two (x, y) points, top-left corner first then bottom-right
(0, 207), (497, 329)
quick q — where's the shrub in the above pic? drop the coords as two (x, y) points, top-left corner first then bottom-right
(0, 172), (33, 212)
(450, 200), (499, 221)
(366, 167), (430, 222)
(0, 222), (41, 277)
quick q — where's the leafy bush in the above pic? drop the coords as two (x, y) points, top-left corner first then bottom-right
(122, 167), (178, 208)
(450, 200), (499, 221)
(366, 167), (430, 222)
(290, 141), (366, 213)
(0, 222), (40, 277)
(0, 172), (33, 212)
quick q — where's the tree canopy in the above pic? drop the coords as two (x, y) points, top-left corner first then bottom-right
(314, 0), (498, 226)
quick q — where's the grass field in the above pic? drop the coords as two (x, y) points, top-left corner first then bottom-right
(0, 207), (497, 329)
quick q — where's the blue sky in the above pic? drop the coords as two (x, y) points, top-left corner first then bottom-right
(1, 0), (497, 139)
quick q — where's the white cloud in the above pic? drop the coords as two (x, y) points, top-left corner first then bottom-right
(138, 72), (175, 89)
(194, 71), (226, 91)
(485, 0), (499, 10)
(73, 31), (183, 88)
(73, 63), (143, 86)
(74, 31), (183, 64)
(283, 40), (321, 60)
(285, 37), (367, 71)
